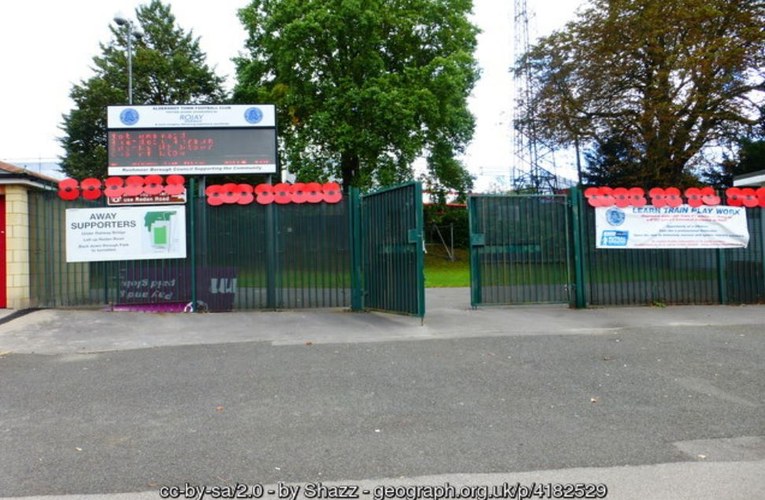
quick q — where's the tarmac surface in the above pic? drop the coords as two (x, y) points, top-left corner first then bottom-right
(0, 289), (763, 499)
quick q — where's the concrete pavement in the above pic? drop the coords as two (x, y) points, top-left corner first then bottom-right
(2, 288), (765, 354)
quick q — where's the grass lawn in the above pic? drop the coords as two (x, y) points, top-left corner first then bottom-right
(425, 245), (471, 287)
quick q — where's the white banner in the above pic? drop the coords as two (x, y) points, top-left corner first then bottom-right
(107, 104), (276, 128)
(66, 206), (186, 262)
(595, 205), (749, 249)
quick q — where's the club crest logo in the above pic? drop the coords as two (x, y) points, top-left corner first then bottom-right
(606, 207), (626, 226)
(244, 107), (263, 124)
(119, 108), (140, 126)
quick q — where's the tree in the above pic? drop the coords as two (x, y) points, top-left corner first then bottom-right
(581, 134), (643, 186)
(59, 0), (226, 179)
(518, 0), (765, 188)
(233, 0), (479, 193)
(702, 103), (765, 188)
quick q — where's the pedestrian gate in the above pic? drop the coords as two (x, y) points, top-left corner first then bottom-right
(357, 182), (425, 318)
(468, 194), (572, 306)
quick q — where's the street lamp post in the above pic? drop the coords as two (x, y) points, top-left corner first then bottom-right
(114, 14), (143, 105)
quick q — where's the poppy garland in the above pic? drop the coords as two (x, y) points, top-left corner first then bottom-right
(206, 182), (342, 206)
(584, 187), (763, 208)
(58, 175), (186, 201)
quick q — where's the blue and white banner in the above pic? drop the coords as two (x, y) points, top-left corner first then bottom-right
(595, 205), (749, 249)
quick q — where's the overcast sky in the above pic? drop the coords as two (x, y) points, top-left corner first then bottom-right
(0, 0), (583, 185)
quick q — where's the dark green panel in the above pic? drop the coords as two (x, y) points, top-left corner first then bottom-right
(724, 208), (765, 304)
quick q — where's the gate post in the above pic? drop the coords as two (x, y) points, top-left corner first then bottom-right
(570, 186), (587, 309)
(189, 177), (198, 312)
(467, 196), (482, 308)
(349, 188), (363, 311)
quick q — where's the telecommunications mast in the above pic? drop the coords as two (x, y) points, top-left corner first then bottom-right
(512, 0), (559, 193)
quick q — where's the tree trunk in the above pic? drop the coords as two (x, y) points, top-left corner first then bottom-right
(341, 152), (359, 193)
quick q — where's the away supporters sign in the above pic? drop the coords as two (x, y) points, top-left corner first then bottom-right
(595, 205), (749, 249)
(66, 206), (187, 262)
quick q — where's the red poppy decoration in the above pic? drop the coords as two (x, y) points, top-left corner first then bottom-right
(628, 187), (646, 207)
(273, 183), (292, 204)
(80, 178), (102, 200)
(612, 187), (631, 208)
(255, 184), (274, 205)
(597, 187), (615, 207)
(58, 178), (80, 201)
(648, 187), (667, 207)
(143, 175), (164, 196)
(584, 187), (603, 207)
(685, 187), (703, 207)
(757, 187), (765, 208)
(205, 184), (224, 206)
(290, 182), (307, 204)
(700, 186), (721, 206)
(322, 182), (342, 204)
(304, 182), (323, 203)
(104, 177), (125, 198)
(238, 184), (254, 205)
(221, 183), (241, 204)
(740, 187), (759, 208)
(164, 175), (185, 196)
(665, 187), (683, 207)
(726, 187), (743, 206)
(124, 176), (145, 197)
(584, 186), (615, 207)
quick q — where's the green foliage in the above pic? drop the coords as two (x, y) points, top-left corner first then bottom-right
(583, 134), (699, 188)
(704, 106), (765, 188)
(59, 0), (227, 179)
(233, 0), (479, 193)
(424, 203), (469, 249)
(519, 0), (765, 187)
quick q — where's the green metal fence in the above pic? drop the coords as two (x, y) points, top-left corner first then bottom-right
(574, 188), (765, 306)
(198, 199), (352, 309)
(469, 188), (765, 308)
(725, 208), (765, 303)
(29, 190), (352, 311)
(27, 183), (424, 315)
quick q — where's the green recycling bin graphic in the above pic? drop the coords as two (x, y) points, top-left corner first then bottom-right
(144, 210), (180, 253)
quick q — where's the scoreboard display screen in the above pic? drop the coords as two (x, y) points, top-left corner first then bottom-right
(107, 128), (277, 176)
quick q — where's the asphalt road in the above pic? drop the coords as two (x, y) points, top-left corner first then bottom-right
(0, 292), (763, 499)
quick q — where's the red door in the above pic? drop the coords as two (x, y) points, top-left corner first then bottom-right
(0, 196), (6, 308)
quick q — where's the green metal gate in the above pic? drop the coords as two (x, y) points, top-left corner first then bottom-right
(469, 194), (572, 307)
(357, 182), (425, 318)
